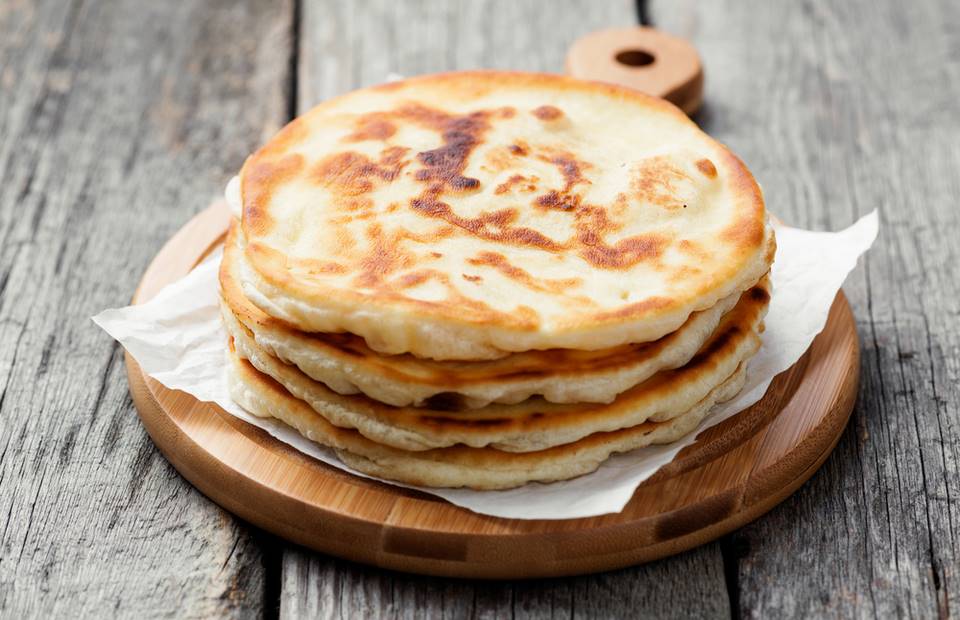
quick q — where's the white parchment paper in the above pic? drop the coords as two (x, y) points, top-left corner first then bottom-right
(93, 211), (877, 520)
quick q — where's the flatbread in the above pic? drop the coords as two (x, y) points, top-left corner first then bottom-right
(235, 70), (775, 359)
(221, 223), (753, 407)
(226, 346), (748, 490)
(221, 275), (768, 452)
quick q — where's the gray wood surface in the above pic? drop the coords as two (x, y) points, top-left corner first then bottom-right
(650, 1), (960, 617)
(0, 0), (291, 617)
(1, 0), (957, 617)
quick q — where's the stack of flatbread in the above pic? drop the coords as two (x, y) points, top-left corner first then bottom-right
(220, 71), (776, 490)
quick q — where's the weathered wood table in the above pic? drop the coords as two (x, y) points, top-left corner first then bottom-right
(2, 0), (957, 616)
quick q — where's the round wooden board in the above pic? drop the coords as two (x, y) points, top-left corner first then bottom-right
(126, 202), (860, 579)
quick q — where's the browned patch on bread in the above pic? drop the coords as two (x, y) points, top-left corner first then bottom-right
(678, 239), (709, 261)
(667, 265), (703, 284)
(242, 153), (306, 235)
(696, 158), (717, 178)
(410, 200), (564, 251)
(345, 115), (397, 142)
(467, 251), (582, 293)
(484, 148), (514, 173)
(307, 147), (409, 223)
(524, 154), (672, 268)
(549, 152), (587, 189)
(715, 147), (767, 257)
(590, 296), (673, 321)
(350, 224), (458, 292)
(611, 193), (631, 218)
(532, 151), (590, 211)
(354, 223), (415, 288)
(411, 119), (485, 190)
(396, 269), (444, 289)
(534, 190), (580, 211)
(311, 147), (408, 197)
(513, 305), (541, 327)
(580, 233), (669, 269)
(631, 155), (694, 211)
(297, 258), (349, 275)
(508, 141), (529, 156)
(571, 202), (669, 269)
(721, 216), (766, 250)
(462, 274), (483, 283)
(537, 151), (589, 197)
(532, 105), (563, 121)
(495, 174), (538, 195)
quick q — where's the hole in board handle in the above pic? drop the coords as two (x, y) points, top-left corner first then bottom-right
(615, 49), (656, 67)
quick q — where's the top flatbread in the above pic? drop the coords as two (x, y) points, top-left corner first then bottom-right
(237, 71), (774, 359)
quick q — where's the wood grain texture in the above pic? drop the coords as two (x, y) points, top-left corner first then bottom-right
(0, 0), (291, 616)
(279, 552), (729, 619)
(650, 0), (960, 617)
(297, 0), (641, 107)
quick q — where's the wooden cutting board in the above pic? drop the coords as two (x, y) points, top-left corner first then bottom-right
(125, 30), (859, 578)
(126, 200), (858, 579)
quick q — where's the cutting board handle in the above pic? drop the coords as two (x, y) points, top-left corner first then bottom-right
(566, 27), (703, 115)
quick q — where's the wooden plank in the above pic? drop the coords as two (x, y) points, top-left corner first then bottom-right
(280, 551), (730, 619)
(0, 0), (293, 615)
(650, 0), (960, 616)
(283, 1), (731, 617)
(298, 0), (641, 105)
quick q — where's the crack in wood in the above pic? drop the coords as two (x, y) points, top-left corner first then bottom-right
(287, 0), (301, 122)
(720, 535), (743, 620)
(636, 0), (652, 26)
(0, 327), (29, 415)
